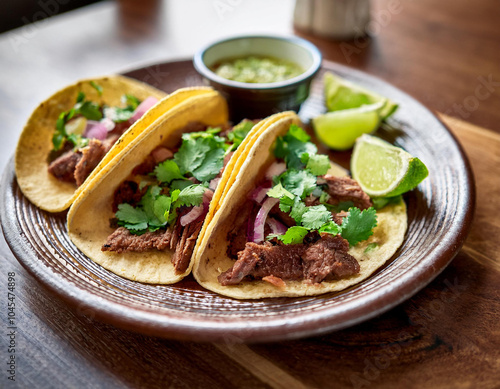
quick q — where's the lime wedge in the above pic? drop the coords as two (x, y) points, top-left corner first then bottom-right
(312, 101), (384, 150)
(324, 72), (398, 120)
(351, 134), (429, 197)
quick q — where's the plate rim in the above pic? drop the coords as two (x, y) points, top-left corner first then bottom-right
(0, 59), (475, 342)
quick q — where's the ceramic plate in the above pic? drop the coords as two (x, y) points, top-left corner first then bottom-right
(0, 60), (474, 342)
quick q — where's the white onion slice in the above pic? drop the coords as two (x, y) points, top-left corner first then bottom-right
(100, 117), (116, 132)
(252, 197), (279, 243)
(265, 161), (286, 180)
(180, 205), (204, 226)
(267, 217), (287, 235)
(130, 96), (159, 123)
(84, 120), (108, 141)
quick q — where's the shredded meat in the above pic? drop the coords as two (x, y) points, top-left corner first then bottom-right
(112, 181), (144, 212)
(102, 227), (173, 252)
(171, 220), (203, 273)
(218, 234), (359, 286)
(323, 175), (372, 210)
(48, 151), (82, 183)
(74, 140), (107, 186)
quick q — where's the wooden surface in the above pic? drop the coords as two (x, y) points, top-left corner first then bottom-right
(0, 1), (499, 388)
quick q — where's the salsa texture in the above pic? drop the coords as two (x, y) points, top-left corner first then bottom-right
(212, 56), (303, 83)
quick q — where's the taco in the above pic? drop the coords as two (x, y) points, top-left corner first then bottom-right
(15, 75), (185, 212)
(67, 90), (284, 284)
(192, 112), (407, 299)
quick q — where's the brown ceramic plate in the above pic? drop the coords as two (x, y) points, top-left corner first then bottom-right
(0, 60), (474, 342)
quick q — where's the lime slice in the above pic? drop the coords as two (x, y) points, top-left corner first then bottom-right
(324, 72), (398, 120)
(312, 101), (384, 150)
(351, 134), (429, 197)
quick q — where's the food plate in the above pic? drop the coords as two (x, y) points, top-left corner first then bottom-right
(0, 60), (474, 342)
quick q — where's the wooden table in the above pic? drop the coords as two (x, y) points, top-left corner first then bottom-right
(1, 1), (499, 388)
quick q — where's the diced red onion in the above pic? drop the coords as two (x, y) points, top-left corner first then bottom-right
(265, 161), (286, 180)
(130, 96), (159, 123)
(151, 147), (173, 164)
(209, 177), (221, 191)
(100, 117), (116, 132)
(267, 217), (287, 235)
(180, 205), (204, 226)
(252, 197), (279, 243)
(248, 186), (270, 204)
(84, 120), (108, 140)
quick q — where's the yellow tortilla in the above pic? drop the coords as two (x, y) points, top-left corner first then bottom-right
(192, 112), (407, 299)
(15, 76), (213, 212)
(68, 90), (261, 284)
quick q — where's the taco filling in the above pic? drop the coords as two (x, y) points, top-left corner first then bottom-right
(219, 124), (379, 286)
(101, 119), (256, 273)
(47, 85), (159, 186)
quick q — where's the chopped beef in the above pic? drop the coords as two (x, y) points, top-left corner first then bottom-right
(302, 234), (360, 283)
(270, 204), (296, 227)
(48, 150), (82, 183)
(102, 227), (173, 252)
(112, 181), (144, 212)
(218, 234), (359, 286)
(171, 219), (203, 273)
(74, 140), (107, 186)
(226, 201), (257, 258)
(132, 155), (156, 176)
(323, 175), (372, 210)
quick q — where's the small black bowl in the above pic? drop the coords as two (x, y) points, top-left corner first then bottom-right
(193, 35), (322, 121)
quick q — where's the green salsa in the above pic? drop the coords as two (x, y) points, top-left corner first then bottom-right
(212, 56), (303, 83)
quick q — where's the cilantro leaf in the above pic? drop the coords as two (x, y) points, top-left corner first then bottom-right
(289, 197), (307, 223)
(288, 124), (310, 142)
(124, 94), (140, 110)
(154, 160), (185, 184)
(279, 195), (294, 213)
(306, 154), (330, 176)
(78, 101), (102, 120)
(153, 195), (172, 225)
(90, 81), (103, 96)
(174, 138), (211, 175)
(276, 226), (309, 244)
(318, 221), (342, 236)
(116, 203), (148, 226)
(322, 201), (354, 213)
(105, 106), (134, 123)
(191, 148), (225, 182)
(301, 205), (333, 230)
(267, 182), (294, 200)
(340, 207), (378, 246)
(76, 92), (85, 103)
(227, 119), (254, 150)
(139, 186), (162, 224)
(170, 179), (193, 191)
(281, 170), (317, 198)
(176, 184), (205, 207)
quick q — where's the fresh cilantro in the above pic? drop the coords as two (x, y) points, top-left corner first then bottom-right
(227, 119), (254, 150)
(275, 226), (309, 245)
(176, 184), (206, 207)
(318, 221), (342, 236)
(191, 148), (225, 182)
(78, 101), (102, 121)
(154, 160), (185, 184)
(275, 125), (317, 170)
(116, 203), (148, 225)
(153, 195), (171, 225)
(267, 182), (294, 200)
(281, 169), (317, 198)
(174, 136), (225, 182)
(90, 81), (103, 96)
(340, 207), (378, 246)
(289, 197), (307, 224)
(364, 243), (379, 253)
(322, 201), (354, 213)
(76, 92), (85, 103)
(279, 195), (294, 213)
(306, 154), (330, 176)
(301, 205), (333, 230)
(170, 179), (193, 191)
(124, 94), (141, 110)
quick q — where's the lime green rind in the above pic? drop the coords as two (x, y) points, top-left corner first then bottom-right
(324, 72), (398, 120)
(384, 157), (429, 197)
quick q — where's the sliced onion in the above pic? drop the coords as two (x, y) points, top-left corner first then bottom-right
(265, 161), (286, 180)
(209, 177), (221, 190)
(84, 120), (108, 140)
(100, 117), (115, 132)
(151, 147), (173, 164)
(267, 217), (287, 235)
(130, 96), (159, 123)
(252, 197), (279, 243)
(248, 186), (270, 204)
(180, 205), (204, 226)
